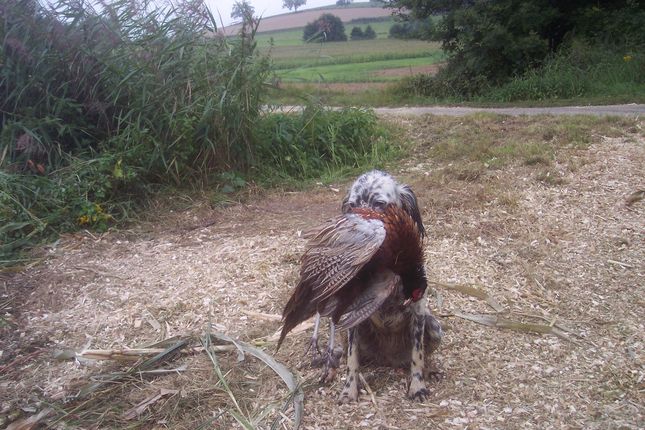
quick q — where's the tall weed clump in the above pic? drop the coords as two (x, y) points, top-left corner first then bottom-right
(255, 107), (391, 182)
(0, 0), (271, 265)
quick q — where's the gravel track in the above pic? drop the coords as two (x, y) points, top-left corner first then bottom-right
(374, 103), (645, 117)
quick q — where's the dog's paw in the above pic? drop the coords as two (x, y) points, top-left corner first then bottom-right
(338, 375), (359, 403)
(407, 377), (430, 401)
(407, 386), (430, 401)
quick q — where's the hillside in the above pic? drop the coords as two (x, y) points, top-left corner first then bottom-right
(225, 6), (392, 34)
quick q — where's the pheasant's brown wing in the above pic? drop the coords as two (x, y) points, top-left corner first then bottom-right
(301, 213), (386, 301)
(278, 212), (386, 349)
(335, 270), (400, 330)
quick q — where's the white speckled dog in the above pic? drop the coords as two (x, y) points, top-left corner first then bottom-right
(307, 170), (443, 402)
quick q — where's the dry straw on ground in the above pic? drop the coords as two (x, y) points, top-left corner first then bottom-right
(1, 114), (643, 429)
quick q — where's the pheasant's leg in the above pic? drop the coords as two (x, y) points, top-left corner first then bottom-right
(339, 328), (360, 403)
(407, 309), (430, 401)
(306, 313), (323, 367)
(320, 321), (341, 383)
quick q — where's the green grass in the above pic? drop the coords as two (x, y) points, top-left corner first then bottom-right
(277, 53), (444, 82)
(255, 28), (305, 46)
(268, 39), (441, 68)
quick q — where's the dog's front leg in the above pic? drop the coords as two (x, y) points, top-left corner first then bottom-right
(339, 328), (360, 403)
(407, 307), (430, 400)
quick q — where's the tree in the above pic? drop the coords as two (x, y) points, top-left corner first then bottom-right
(283, 0), (306, 12)
(230, 0), (255, 20)
(336, 0), (351, 5)
(364, 25), (376, 39)
(303, 13), (347, 42)
(350, 26), (364, 40)
(383, 0), (645, 95)
(389, 18), (433, 40)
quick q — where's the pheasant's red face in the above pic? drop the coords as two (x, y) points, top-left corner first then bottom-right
(412, 288), (424, 302)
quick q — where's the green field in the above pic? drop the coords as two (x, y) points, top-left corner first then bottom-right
(277, 54), (443, 82)
(256, 20), (443, 84)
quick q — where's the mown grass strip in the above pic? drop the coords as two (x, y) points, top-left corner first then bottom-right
(277, 54), (444, 83)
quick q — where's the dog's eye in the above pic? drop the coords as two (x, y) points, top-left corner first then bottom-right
(373, 201), (386, 210)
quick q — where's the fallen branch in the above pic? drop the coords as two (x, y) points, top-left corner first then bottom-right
(453, 311), (574, 342)
(625, 189), (644, 206)
(241, 310), (283, 321)
(430, 281), (504, 312)
(267, 319), (315, 343)
(123, 389), (179, 420)
(607, 259), (633, 269)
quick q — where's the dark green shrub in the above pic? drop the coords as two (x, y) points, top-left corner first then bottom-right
(389, 19), (433, 40)
(396, 40), (645, 102)
(303, 13), (347, 43)
(350, 26), (365, 40)
(364, 25), (377, 39)
(487, 41), (645, 102)
(386, 0), (645, 96)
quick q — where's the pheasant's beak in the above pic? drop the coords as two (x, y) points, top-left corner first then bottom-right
(402, 298), (412, 307)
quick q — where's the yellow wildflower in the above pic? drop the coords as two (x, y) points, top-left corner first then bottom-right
(623, 55), (633, 62)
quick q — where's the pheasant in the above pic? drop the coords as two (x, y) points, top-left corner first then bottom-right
(304, 171), (427, 376)
(278, 200), (442, 401)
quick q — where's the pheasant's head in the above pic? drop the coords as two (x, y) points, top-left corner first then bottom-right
(402, 265), (427, 305)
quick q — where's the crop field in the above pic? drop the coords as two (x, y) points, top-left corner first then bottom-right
(277, 54), (444, 82)
(256, 20), (443, 84)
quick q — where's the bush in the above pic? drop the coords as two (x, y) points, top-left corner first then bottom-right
(389, 18), (433, 40)
(0, 1), (395, 267)
(387, 0), (645, 97)
(487, 41), (645, 102)
(350, 26), (365, 40)
(303, 13), (347, 42)
(395, 40), (645, 101)
(1, 0), (272, 265)
(254, 106), (391, 180)
(350, 25), (376, 41)
(364, 25), (377, 39)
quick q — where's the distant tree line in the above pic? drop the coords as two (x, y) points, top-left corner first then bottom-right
(350, 25), (376, 40)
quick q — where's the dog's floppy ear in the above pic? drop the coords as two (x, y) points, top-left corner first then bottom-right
(400, 185), (425, 238)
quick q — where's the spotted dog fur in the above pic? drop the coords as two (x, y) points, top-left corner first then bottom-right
(339, 287), (443, 402)
(342, 170), (425, 237)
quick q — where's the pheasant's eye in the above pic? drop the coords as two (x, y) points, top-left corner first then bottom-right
(412, 288), (423, 301)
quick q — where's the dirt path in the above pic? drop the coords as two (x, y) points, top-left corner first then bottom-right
(2, 115), (643, 429)
(276, 103), (645, 117)
(374, 103), (645, 117)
